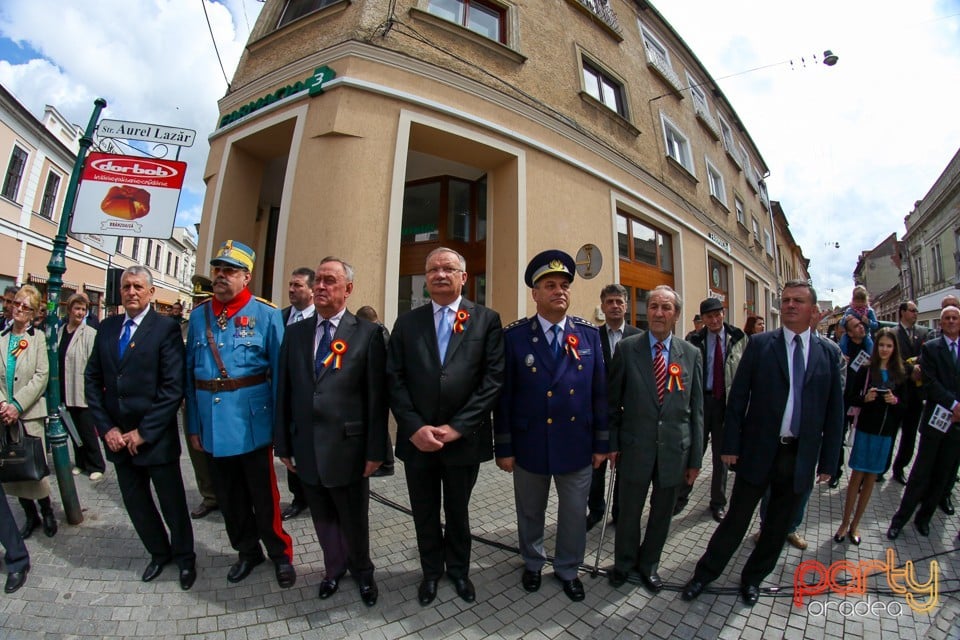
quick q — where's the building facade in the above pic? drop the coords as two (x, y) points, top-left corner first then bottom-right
(199, 0), (802, 328)
(0, 84), (198, 317)
(901, 147), (960, 328)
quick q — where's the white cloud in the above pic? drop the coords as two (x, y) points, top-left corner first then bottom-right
(655, 0), (960, 307)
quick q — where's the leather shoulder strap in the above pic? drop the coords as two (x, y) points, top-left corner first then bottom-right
(204, 303), (230, 378)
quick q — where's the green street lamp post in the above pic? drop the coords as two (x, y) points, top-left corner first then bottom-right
(44, 97), (107, 525)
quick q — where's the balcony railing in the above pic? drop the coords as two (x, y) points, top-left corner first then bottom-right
(693, 101), (721, 139)
(573, 0), (621, 33)
(645, 45), (684, 95)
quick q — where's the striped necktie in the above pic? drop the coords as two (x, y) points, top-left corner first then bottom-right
(654, 341), (666, 403)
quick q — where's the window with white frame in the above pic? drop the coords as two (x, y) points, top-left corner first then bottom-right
(640, 24), (671, 68)
(277, 0), (343, 28)
(132, 237), (141, 260)
(734, 196), (745, 226)
(427, 0), (507, 43)
(39, 171), (61, 219)
(764, 229), (773, 256)
(2, 146), (28, 201)
(913, 255), (924, 290)
(739, 142), (753, 178)
(751, 216), (760, 242)
(932, 242), (944, 283)
(705, 158), (726, 206)
(582, 59), (626, 116)
(661, 115), (693, 174)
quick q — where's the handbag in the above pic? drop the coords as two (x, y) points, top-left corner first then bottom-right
(0, 419), (50, 483)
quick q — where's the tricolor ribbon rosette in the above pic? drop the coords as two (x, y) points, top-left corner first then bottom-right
(667, 362), (684, 392)
(321, 339), (348, 369)
(565, 334), (581, 360)
(453, 309), (470, 334)
(11, 339), (28, 358)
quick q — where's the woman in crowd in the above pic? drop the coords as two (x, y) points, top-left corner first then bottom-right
(0, 285), (56, 538)
(743, 314), (765, 335)
(834, 328), (906, 544)
(59, 293), (105, 481)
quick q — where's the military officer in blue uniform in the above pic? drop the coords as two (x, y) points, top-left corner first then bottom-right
(185, 240), (295, 588)
(494, 250), (608, 602)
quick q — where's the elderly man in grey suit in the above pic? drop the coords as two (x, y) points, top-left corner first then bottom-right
(607, 285), (703, 593)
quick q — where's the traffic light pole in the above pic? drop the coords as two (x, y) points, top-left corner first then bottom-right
(44, 98), (107, 525)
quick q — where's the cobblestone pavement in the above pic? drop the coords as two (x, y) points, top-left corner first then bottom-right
(0, 442), (958, 639)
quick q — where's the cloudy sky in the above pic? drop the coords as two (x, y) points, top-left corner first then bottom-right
(1, 1), (958, 307)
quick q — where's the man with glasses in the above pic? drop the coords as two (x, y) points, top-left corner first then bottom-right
(890, 301), (929, 485)
(387, 247), (504, 606)
(185, 240), (295, 589)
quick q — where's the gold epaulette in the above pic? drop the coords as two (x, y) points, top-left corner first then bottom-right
(254, 296), (278, 308)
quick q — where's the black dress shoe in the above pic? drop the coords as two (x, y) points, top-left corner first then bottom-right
(711, 507), (725, 523)
(640, 572), (664, 593)
(191, 503), (218, 519)
(227, 556), (264, 583)
(887, 525), (902, 540)
(4, 568), (28, 594)
(741, 584), (760, 606)
(19, 513), (39, 540)
(275, 561), (297, 588)
(672, 499), (687, 516)
(941, 497), (955, 515)
(142, 560), (167, 583)
(828, 476), (841, 489)
(359, 576), (378, 606)
(318, 576), (341, 599)
(418, 579), (438, 605)
(559, 576), (585, 602)
(281, 503), (306, 520)
(371, 464), (394, 478)
(915, 521), (931, 537)
(608, 569), (628, 588)
(521, 569), (541, 592)
(41, 512), (57, 538)
(451, 576), (475, 603)
(179, 567), (197, 591)
(893, 469), (907, 485)
(876, 473), (886, 483)
(586, 512), (603, 531)
(681, 579), (705, 601)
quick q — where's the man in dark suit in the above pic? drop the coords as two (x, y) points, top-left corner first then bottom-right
(387, 247), (504, 606)
(586, 284), (640, 530)
(85, 266), (196, 590)
(276, 257), (386, 606)
(495, 250), (608, 602)
(890, 300), (929, 484)
(888, 305), (960, 540)
(0, 286), (17, 332)
(682, 279), (843, 606)
(674, 298), (748, 521)
(607, 285), (702, 593)
(279, 267), (315, 521)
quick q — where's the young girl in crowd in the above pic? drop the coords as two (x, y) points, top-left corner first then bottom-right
(834, 328), (906, 544)
(838, 285), (878, 353)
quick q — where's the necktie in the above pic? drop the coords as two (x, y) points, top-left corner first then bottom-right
(315, 320), (332, 377)
(790, 335), (805, 436)
(552, 325), (564, 359)
(713, 334), (725, 400)
(609, 328), (620, 355)
(437, 308), (452, 362)
(118, 319), (134, 358)
(952, 341), (959, 367)
(291, 310), (302, 325)
(654, 341), (666, 404)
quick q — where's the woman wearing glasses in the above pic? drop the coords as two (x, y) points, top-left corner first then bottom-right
(0, 284), (56, 539)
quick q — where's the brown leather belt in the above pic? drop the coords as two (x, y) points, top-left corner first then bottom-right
(194, 373), (267, 392)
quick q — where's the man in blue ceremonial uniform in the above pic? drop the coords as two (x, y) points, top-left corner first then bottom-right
(185, 240), (295, 588)
(494, 250), (608, 602)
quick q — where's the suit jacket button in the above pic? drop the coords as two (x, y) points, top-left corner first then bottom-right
(569, 389), (575, 395)
(570, 416), (576, 422)
(214, 398), (221, 404)
(547, 391), (553, 397)
(547, 418), (553, 425)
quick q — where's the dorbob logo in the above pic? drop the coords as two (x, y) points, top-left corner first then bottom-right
(90, 158), (178, 178)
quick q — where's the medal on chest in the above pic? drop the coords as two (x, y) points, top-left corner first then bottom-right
(234, 315), (257, 338)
